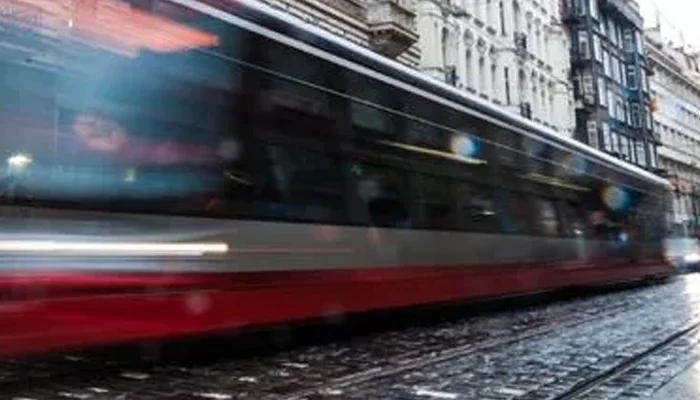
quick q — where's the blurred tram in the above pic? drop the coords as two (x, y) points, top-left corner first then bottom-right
(0, 0), (672, 355)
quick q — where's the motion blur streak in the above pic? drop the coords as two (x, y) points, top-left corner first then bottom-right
(0, 241), (228, 256)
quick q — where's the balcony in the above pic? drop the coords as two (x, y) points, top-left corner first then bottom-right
(514, 32), (527, 57)
(366, 0), (418, 57)
(600, 0), (643, 30)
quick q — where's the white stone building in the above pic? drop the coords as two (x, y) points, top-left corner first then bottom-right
(646, 27), (700, 235)
(415, 0), (575, 134)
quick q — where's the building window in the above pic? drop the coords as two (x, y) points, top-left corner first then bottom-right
(617, 26), (624, 49)
(465, 50), (473, 88)
(611, 131), (620, 154)
(578, 30), (590, 59)
(603, 122), (612, 151)
(650, 145), (658, 168)
(589, 0), (599, 19)
(598, 77), (606, 105)
(620, 61), (627, 86)
(492, 63), (498, 99)
(630, 104), (641, 127)
(504, 67), (511, 104)
(612, 57), (620, 83)
(441, 28), (448, 67)
(603, 50), (610, 76)
(608, 19), (617, 46)
(640, 68), (647, 92)
(594, 35), (602, 62)
(630, 139), (637, 164)
(620, 135), (630, 160)
(635, 30), (644, 55)
(479, 57), (486, 93)
(607, 89), (615, 117)
(616, 98), (624, 121)
(623, 29), (634, 52)
(636, 141), (647, 166)
(499, 1), (506, 35)
(627, 65), (637, 88)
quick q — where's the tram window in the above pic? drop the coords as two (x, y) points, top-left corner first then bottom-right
(456, 184), (499, 233)
(348, 99), (395, 140)
(561, 202), (588, 238)
(352, 164), (410, 228)
(345, 70), (397, 140)
(405, 118), (445, 150)
(265, 146), (346, 223)
(495, 128), (521, 169)
(345, 70), (402, 113)
(495, 190), (531, 235)
(535, 198), (561, 236)
(259, 73), (331, 121)
(415, 174), (455, 230)
(261, 37), (334, 103)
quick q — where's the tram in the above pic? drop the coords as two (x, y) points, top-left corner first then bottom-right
(0, 0), (671, 356)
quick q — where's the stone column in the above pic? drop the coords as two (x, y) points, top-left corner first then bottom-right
(456, 26), (466, 87)
(416, 2), (444, 79)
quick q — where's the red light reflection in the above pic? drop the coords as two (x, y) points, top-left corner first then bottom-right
(0, 0), (218, 56)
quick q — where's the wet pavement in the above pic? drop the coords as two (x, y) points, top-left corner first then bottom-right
(5, 275), (700, 399)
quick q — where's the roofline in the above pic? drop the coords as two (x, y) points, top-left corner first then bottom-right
(178, 0), (670, 189)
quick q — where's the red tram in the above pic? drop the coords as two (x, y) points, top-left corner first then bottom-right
(0, 0), (671, 356)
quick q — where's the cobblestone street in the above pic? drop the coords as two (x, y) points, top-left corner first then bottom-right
(7, 275), (700, 400)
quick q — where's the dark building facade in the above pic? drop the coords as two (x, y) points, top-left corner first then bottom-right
(562, 0), (659, 169)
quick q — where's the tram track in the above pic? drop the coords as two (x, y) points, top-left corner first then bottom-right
(279, 302), (636, 400)
(553, 322), (700, 400)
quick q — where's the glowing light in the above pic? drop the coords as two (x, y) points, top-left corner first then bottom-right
(450, 135), (479, 158)
(7, 154), (32, 168)
(0, 241), (228, 256)
(0, 0), (219, 57)
(685, 253), (700, 264)
(602, 186), (630, 211)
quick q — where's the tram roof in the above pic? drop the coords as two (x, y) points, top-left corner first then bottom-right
(177, 0), (671, 189)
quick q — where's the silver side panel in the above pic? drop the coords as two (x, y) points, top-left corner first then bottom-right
(0, 207), (656, 273)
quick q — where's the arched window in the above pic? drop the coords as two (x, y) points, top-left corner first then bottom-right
(465, 49), (473, 88)
(491, 63), (498, 99)
(513, 1), (522, 33)
(478, 57), (486, 93)
(441, 27), (449, 67)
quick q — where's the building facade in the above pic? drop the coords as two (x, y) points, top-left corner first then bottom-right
(415, 0), (575, 135)
(562, 0), (658, 169)
(646, 28), (700, 235)
(256, 0), (420, 67)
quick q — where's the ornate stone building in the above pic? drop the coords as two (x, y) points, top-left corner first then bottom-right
(415, 0), (575, 135)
